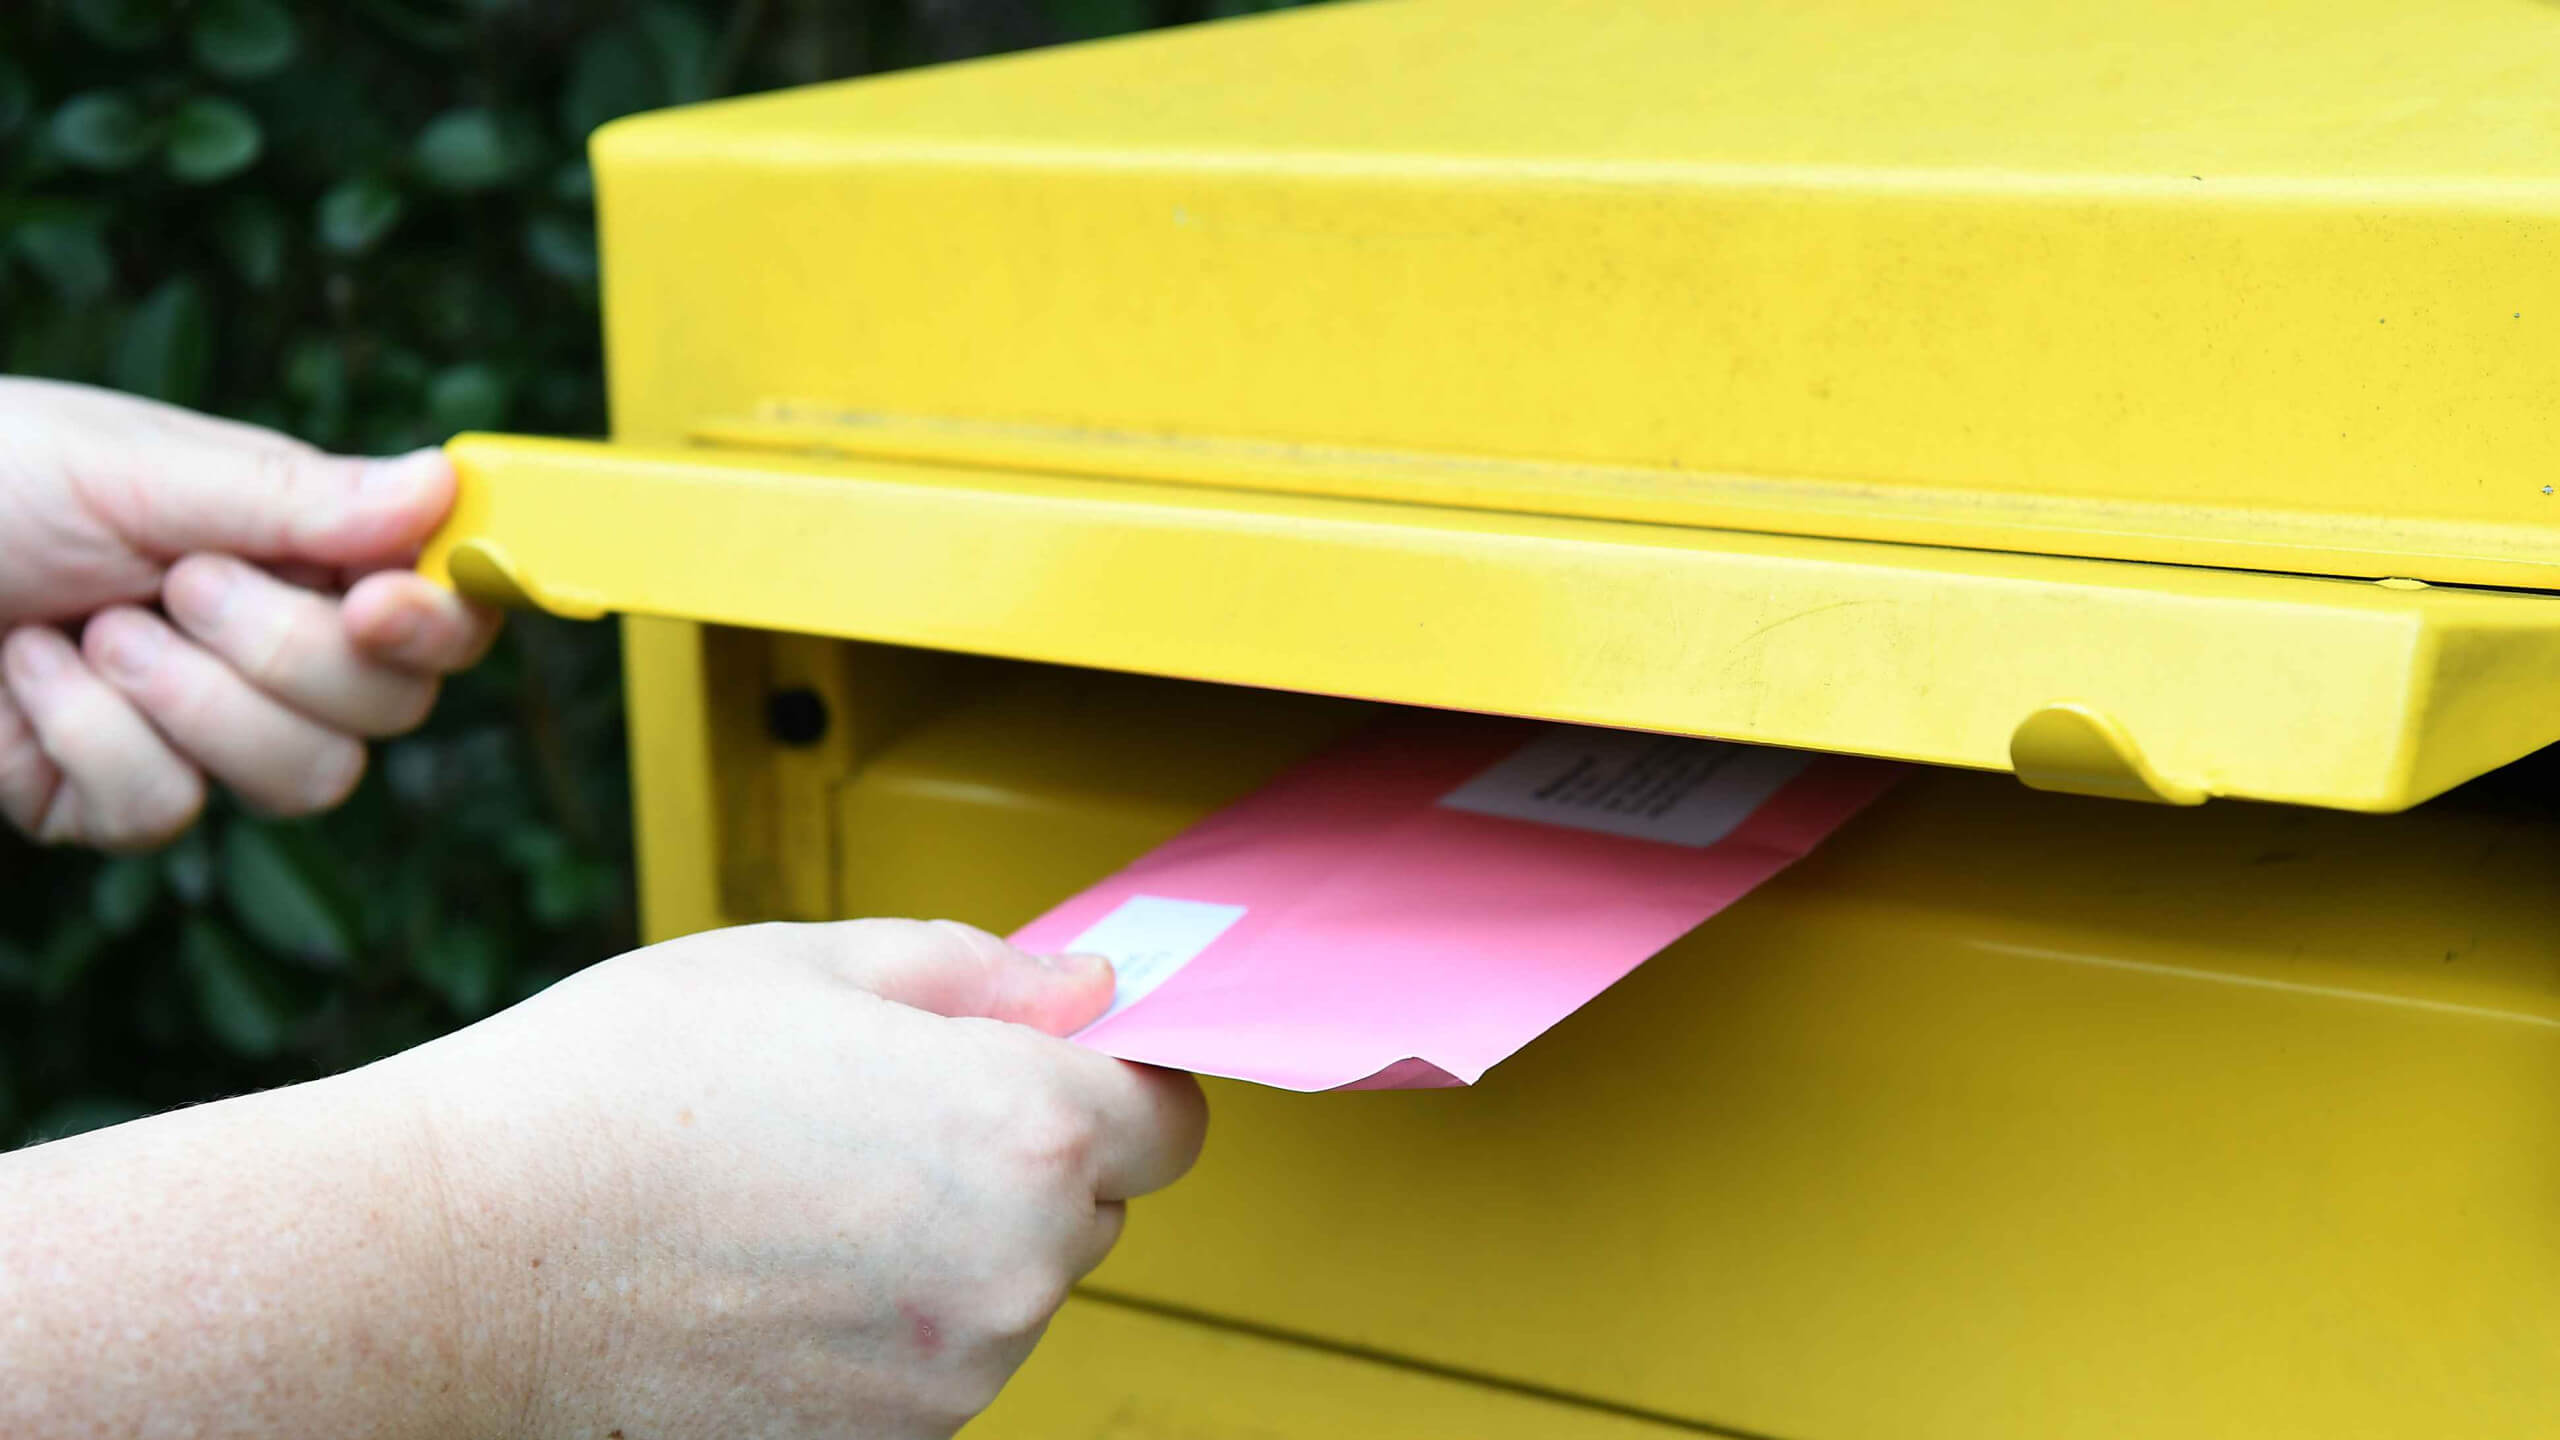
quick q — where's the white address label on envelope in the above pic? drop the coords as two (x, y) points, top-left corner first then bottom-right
(1064, 894), (1249, 1025)
(1437, 724), (1809, 849)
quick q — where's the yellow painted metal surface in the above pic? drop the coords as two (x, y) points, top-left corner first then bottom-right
(836, 669), (1369, 928)
(494, 5), (2560, 1433)
(588, 0), (2560, 586)
(972, 1298), (1691, 1439)
(800, 664), (2560, 1440)
(426, 434), (2560, 813)
(618, 616), (722, 943)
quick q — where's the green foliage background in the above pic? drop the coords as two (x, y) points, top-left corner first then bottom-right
(0, 0), (1322, 1147)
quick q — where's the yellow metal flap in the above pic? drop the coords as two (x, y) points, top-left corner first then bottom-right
(424, 435), (2560, 813)
(588, 0), (2560, 587)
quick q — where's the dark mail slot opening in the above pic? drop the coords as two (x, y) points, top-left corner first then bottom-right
(686, 625), (2560, 1011)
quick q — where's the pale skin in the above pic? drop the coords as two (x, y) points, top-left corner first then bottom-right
(0, 376), (500, 845)
(0, 383), (1209, 1437)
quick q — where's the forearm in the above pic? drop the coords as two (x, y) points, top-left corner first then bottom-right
(0, 920), (1201, 1440)
(0, 1067), (500, 1439)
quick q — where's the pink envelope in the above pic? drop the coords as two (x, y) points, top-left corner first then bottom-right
(1011, 712), (1899, 1091)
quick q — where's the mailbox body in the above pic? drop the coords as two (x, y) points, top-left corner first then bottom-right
(431, 2), (2560, 1434)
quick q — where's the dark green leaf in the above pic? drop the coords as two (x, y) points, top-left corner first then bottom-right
(233, 401), (292, 433)
(163, 823), (214, 904)
(24, 1097), (150, 1146)
(5, 0), (665, 1170)
(383, 739), (439, 808)
(48, 91), (157, 171)
(129, 958), (191, 1047)
(504, 826), (566, 871)
(505, 827), (613, 926)
(413, 108), (520, 191)
(166, 97), (264, 184)
(7, 298), (110, 380)
(637, 3), (716, 104)
(67, 0), (170, 50)
(376, 345), (432, 395)
(426, 363), (511, 434)
(532, 371), (603, 426)
(0, 57), (32, 137)
(91, 855), (162, 936)
(524, 213), (597, 285)
(109, 277), (211, 407)
(217, 198), (287, 288)
(418, 268), (492, 345)
(1049, 0), (1150, 39)
(315, 175), (404, 255)
(562, 27), (661, 141)
(551, 160), (594, 205)
(283, 335), (349, 441)
(284, 337), (341, 400)
(351, 1004), (446, 1066)
(37, 918), (106, 1000)
(414, 922), (504, 1015)
(361, 415), (434, 455)
(221, 821), (356, 967)
(530, 859), (594, 926)
(180, 917), (294, 1058)
(10, 206), (115, 302)
(349, 0), (472, 51)
(191, 0), (300, 79)
(510, 966), (572, 1006)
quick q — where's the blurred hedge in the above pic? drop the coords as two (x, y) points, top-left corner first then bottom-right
(0, 0), (1322, 1147)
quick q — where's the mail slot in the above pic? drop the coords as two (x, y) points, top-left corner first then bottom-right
(424, 1), (2560, 1434)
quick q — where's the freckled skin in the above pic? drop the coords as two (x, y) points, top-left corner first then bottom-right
(0, 1072), (485, 1439)
(0, 918), (1206, 1440)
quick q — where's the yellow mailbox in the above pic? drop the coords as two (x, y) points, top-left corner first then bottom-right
(424, 2), (2560, 1434)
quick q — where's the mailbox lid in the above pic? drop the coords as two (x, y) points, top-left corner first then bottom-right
(428, 435), (2560, 813)
(595, 0), (2560, 585)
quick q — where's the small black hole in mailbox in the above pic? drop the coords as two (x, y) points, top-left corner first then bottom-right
(765, 688), (830, 747)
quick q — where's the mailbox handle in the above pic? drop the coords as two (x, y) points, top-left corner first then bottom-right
(420, 432), (2560, 812)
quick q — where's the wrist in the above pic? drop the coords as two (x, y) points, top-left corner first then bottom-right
(0, 1066), (514, 1440)
(347, 1053), (551, 1440)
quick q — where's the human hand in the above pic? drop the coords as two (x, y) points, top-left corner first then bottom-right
(0, 377), (498, 849)
(383, 918), (1206, 1440)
